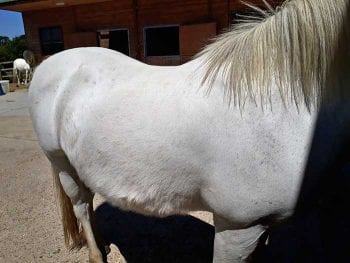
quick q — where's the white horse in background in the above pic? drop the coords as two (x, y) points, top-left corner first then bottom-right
(13, 58), (30, 86)
(28, 0), (350, 262)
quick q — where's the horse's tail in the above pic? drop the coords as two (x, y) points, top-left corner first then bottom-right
(51, 164), (84, 250)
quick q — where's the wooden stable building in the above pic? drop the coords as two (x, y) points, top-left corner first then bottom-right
(0, 0), (281, 65)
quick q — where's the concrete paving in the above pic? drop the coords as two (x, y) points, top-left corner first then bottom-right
(0, 89), (30, 117)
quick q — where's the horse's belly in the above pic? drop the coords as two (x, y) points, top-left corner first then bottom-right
(68, 125), (205, 216)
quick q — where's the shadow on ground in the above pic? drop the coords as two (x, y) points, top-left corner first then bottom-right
(95, 203), (214, 263)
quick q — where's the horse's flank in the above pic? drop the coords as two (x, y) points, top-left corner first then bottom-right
(198, 0), (348, 109)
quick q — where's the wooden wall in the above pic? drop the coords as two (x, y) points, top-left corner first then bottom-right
(22, 0), (282, 64)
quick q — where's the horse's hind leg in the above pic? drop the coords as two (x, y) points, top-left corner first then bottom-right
(16, 70), (20, 86)
(213, 215), (266, 262)
(57, 170), (105, 263)
(24, 70), (28, 85)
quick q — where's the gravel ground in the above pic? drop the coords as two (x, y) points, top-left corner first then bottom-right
(0, 90), (214, 263)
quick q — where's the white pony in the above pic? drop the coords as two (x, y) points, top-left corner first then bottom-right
(13, 58), (30, 86)
(28, 0), (350, 262)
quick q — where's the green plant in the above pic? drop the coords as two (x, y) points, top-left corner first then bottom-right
(0, 35), (28, 62)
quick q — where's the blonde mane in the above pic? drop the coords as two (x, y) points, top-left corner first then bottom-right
(198, 0), (349, 109)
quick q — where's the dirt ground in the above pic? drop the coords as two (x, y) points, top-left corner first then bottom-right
(0, 89), (214, 263)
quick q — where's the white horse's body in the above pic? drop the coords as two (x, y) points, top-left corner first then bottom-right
(28, 0), (349, 262)
(29, 47), (315, 261)
(13, 58), (30, 86)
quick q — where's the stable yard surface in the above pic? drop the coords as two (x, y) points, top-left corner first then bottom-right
(0, 90), (214, 263)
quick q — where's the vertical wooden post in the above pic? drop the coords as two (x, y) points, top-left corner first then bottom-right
(227, 0), (231, 27)
(207, 0), (213, 19)
(132, 0), (140, 60)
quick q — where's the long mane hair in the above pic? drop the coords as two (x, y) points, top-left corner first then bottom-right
(198, 0), (349, 109)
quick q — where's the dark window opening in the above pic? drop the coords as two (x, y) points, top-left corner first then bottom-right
(39, 26), (64, 55)
(98, 29), (129, 56)
(144, 26), (179, 57)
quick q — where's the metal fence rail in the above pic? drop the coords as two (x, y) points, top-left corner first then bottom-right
(0, 61), (14, 81)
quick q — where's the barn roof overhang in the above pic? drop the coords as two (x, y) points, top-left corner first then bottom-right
(0, 0), (111, 12)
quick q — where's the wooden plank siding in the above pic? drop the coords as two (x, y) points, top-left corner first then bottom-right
(19, 0), (283, 65)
